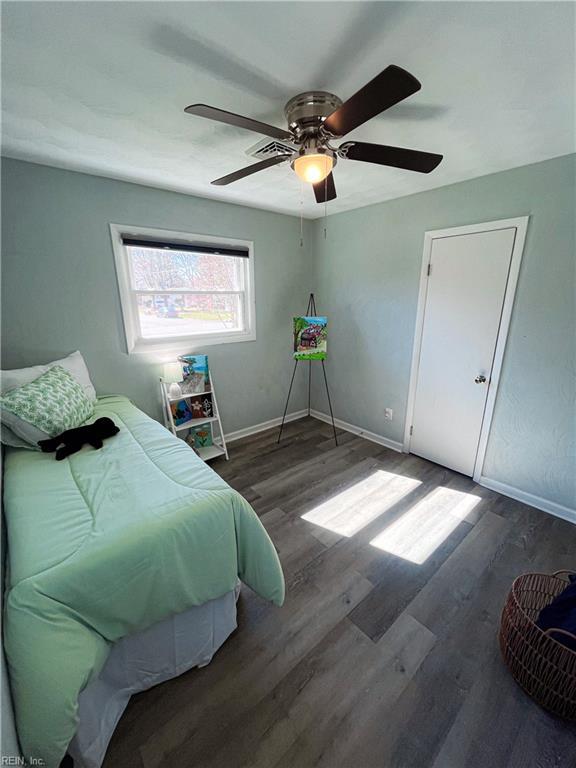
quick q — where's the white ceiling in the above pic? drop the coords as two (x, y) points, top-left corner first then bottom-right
(2, 2), (574, 219)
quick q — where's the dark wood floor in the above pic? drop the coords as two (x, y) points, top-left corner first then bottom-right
(104, 418), (576, 768)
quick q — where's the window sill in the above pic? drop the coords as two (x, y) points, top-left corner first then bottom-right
(128, 330), (257, 355)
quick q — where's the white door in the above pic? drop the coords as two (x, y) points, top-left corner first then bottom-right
(409, 227), (517, 476)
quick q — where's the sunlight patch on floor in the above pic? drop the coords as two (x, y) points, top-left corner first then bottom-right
(369, 486), (481, 564)
(301, 470), (421, 537)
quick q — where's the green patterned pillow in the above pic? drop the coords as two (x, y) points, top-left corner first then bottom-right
(0, 365), (94, 444)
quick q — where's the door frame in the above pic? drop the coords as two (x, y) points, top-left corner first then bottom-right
(403, 216), (530, 481)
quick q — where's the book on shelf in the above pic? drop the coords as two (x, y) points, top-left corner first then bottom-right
(186, 424), (213, 450)
(188, 392), (213, 420)
(170, 399), (194, 426)
(178, 354), (210, 395)
(170, 393), (213, 425)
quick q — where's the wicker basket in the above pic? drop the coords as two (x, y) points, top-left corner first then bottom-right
(499, 571), (576, 720)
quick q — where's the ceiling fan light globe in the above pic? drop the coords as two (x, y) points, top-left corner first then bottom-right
(293, 154), (333, 184)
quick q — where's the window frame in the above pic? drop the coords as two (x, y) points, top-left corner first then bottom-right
(110, 224), (256, 355)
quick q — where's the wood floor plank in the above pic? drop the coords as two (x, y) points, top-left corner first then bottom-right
(259, 507), (327, 579)
(272, 613), (436, 768)
(188, 618), (370, 768)
(316, 429), (356, 451)
(250, 440), (398, 519)
(273, 454), (394, 518)
(251, 437), (367, 496)
(348, 520), (473, 642)
(430, 653), (533, 768)
(220, 434), (327, 495)
(138, 566), (373, 768)
(506, 702), (576, 768)
(404, 510), (512, 635)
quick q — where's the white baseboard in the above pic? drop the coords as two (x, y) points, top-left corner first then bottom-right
(309, 409), (403, 453)
(225, 409), (308, 443)
(225, 408), (403, 453)
(479, 476), (576, 524)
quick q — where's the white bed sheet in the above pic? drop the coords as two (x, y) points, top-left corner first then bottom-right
(68, 586), (239, 768)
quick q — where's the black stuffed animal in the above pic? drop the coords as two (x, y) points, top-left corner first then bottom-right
(38, 417), (120, 460)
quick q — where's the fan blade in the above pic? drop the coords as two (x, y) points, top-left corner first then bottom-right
(340, 141), (443, 173)
(185, 104), (292, 141)
(313, 173), (337, 203)
(323, 65), (421, 137)
(211, 155), (289, 186)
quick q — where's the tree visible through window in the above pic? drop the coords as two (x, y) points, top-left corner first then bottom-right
(112, 226), (255, 353)
(127, 246), (248, 341)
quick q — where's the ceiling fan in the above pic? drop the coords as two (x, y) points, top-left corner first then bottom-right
(184, 65), (443, 204)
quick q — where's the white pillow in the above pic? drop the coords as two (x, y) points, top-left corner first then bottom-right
(1, 412), (48, 448)
(1, 351), (96, 401)
(0, 424), (34, 450)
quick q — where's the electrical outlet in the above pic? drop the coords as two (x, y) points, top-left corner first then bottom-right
(384, 408), (393, 421)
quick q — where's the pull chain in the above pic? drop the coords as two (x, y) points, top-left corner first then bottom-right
(299, 177), (304, 248)
(322, 155), (328, 239)
(323, 168), (328, 239)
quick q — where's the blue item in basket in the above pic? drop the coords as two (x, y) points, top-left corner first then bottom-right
(536, 575), (576, 651)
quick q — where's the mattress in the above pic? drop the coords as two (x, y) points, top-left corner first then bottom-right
(3, 396), (284, 768)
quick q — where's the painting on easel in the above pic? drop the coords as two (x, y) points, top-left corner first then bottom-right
(279, 296), (336, 446)
(293, 316), (328, 360)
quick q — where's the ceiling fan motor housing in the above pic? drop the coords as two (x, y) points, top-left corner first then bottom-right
(284, 91), (343, 139)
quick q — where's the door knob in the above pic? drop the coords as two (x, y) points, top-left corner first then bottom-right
(474, 374), (487, 384)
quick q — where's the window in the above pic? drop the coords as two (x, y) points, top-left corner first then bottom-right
(110, 225), (255, 354)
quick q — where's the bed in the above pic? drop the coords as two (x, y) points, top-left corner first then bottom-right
(2, 395), (284, 768)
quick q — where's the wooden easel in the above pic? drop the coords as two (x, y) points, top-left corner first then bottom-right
(277, 293), (338, 446)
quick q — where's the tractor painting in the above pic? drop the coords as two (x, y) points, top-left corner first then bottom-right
(293, 316), (328, 360)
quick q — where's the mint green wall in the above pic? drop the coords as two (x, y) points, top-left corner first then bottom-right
(311, 154), (575, 511)
(2, 155), (574, 510)
(1, 159), (312, 430)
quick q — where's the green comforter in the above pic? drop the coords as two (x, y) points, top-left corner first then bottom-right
(3, 396), (284, 767)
